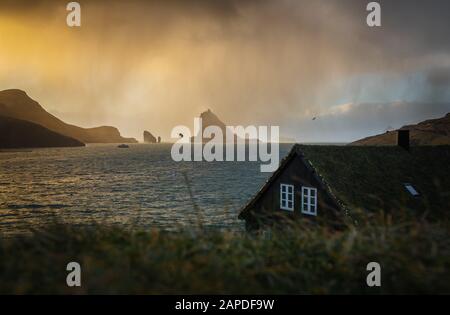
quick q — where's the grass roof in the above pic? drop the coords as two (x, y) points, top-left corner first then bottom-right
(295, 145), (450, 219)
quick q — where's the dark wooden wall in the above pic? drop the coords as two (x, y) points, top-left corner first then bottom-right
(245, 154), (340, 229)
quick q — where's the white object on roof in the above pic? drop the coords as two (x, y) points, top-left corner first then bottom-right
(404, 183), (420, 197)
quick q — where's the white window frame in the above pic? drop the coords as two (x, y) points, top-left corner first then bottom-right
(301, 186), (317, 216)
(280, 184), (294, 211)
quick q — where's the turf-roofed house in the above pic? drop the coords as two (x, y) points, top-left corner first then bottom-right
(238, 131), (450, 231)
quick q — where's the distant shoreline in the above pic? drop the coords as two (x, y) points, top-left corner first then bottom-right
(0, 149), (33, 153)
(0, 142), (349, 151)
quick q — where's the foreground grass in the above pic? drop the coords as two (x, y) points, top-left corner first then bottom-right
(0, 218), (449, 294)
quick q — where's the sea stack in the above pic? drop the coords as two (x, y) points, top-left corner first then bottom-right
(143, 130), (157, 143)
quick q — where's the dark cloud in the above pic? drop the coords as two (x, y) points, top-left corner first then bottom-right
(3, 0), (450, 61)
(0, 0), (241, 17)
(1, 0), (450, 141)
(427, 68), (450, 87)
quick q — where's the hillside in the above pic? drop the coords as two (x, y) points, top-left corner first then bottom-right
(0, 115), (84, 149)
(0, 89), (137, 144)
(352, 113), (450, 146)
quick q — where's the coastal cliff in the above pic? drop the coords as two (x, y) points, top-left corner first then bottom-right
(0, 115), (85, 149)
(0, 89), (137, 144)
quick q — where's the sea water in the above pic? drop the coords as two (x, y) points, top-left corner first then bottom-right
(0, 143), (293, 235)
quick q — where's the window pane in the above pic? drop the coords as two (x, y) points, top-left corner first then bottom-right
(281, 184), (294, 210)
(300, 187), (318, 215)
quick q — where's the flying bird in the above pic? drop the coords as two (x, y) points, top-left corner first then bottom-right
(179, 133), (184, 138)
(312, 117), (317, 121)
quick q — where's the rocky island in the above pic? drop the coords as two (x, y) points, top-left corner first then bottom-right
(143, 130), (158, 143)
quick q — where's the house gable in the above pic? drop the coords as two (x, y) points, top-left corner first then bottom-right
(238, 147), (341, 230)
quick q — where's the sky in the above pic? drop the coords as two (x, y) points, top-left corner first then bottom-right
(0, 0), (449, 142)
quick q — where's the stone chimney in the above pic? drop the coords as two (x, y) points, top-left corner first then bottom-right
(398, 130), (410, 151)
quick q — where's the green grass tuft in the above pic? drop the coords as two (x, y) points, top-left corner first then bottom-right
(1, 214), (449, 294)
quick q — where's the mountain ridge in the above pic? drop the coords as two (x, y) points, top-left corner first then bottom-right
(352, 113), (450, 145)
(0, 89), (137, 144)
(0, 115), (85, 149)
